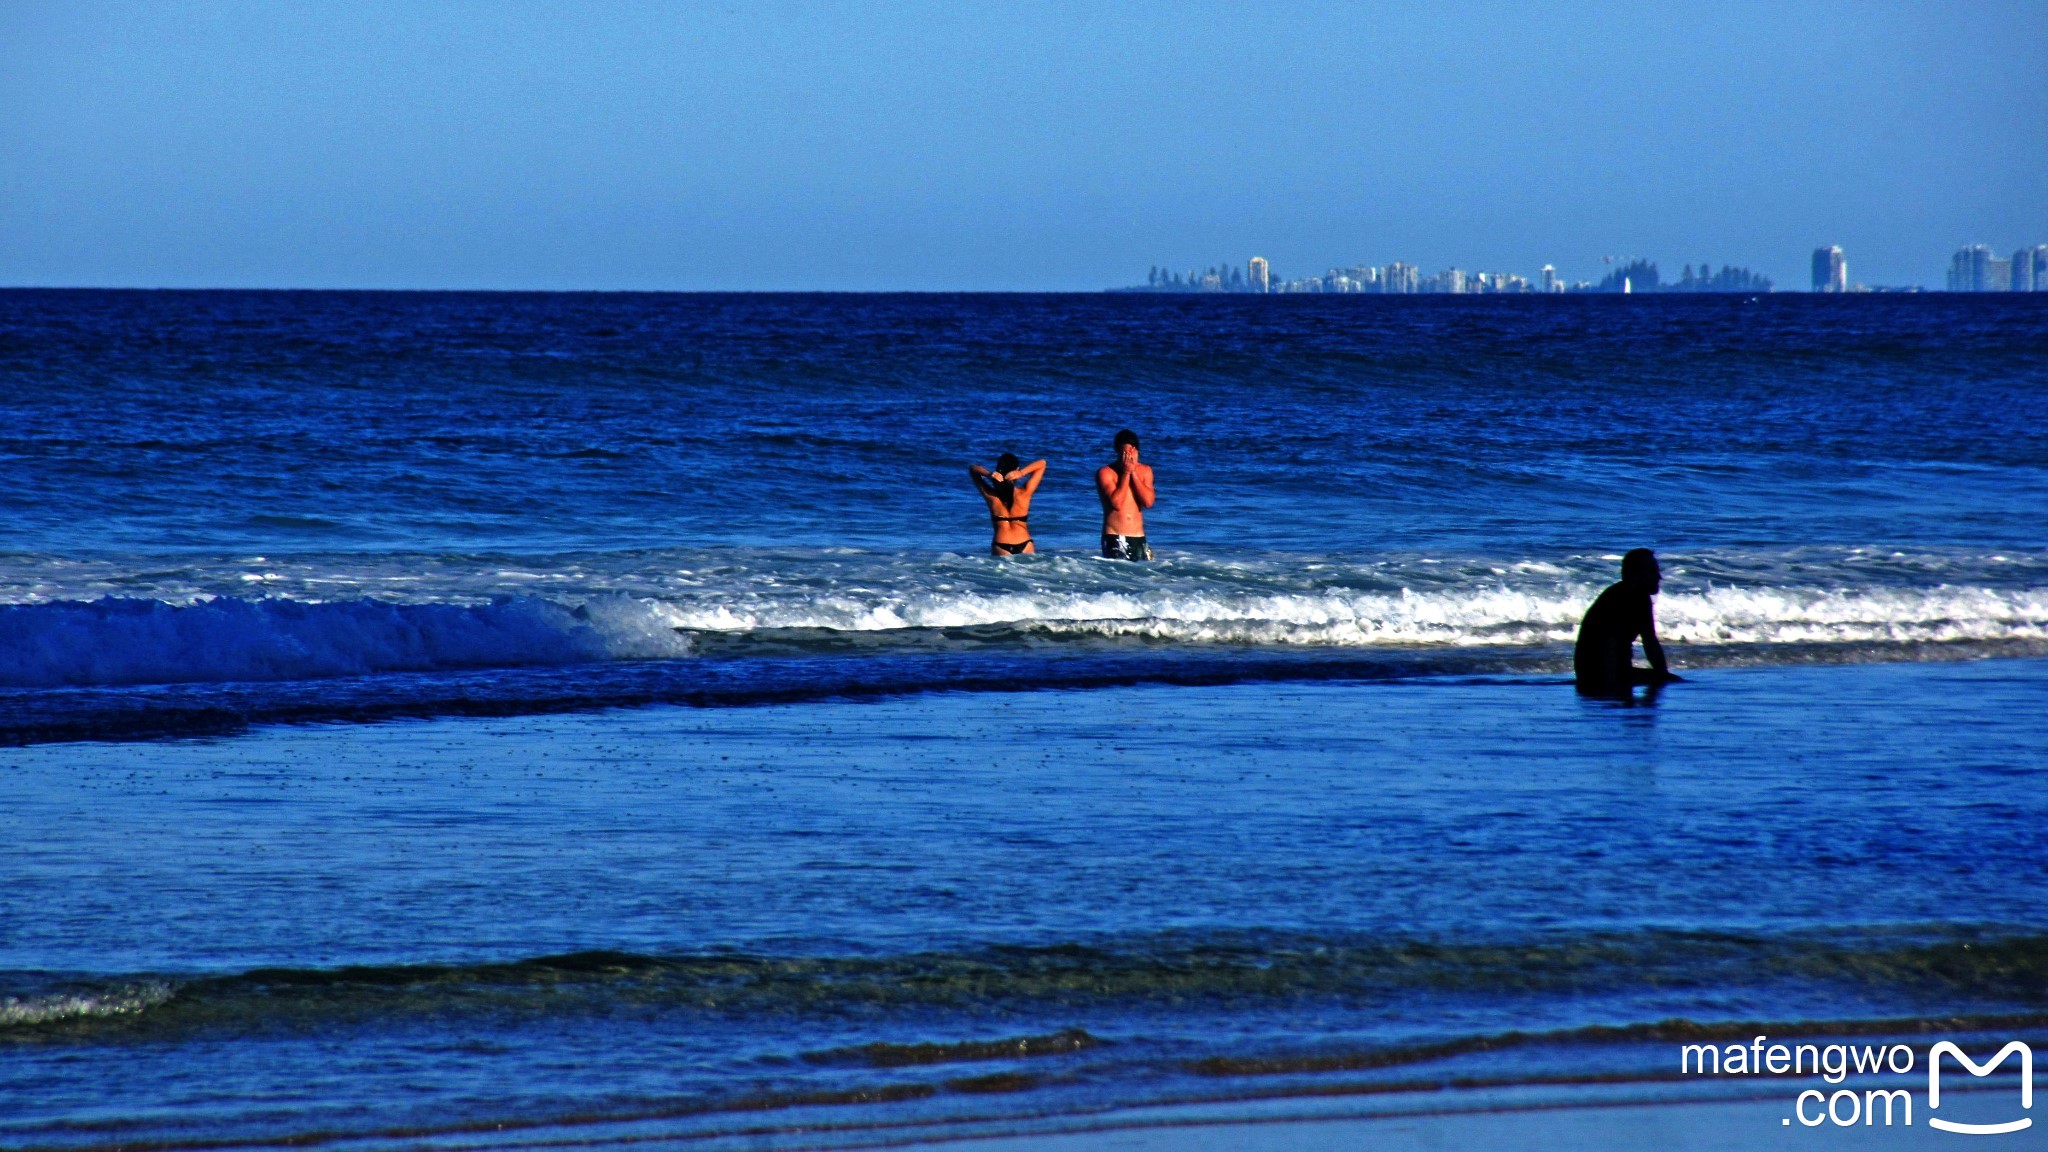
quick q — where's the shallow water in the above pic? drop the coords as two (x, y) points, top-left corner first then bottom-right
(1, 291), (2044, 1146)
(4, 664), (2045, 1147)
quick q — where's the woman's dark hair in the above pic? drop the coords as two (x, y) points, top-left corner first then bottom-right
(992, 453), (1021, 504)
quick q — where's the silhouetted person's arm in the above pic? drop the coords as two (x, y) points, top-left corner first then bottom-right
(1639, 599), (1681, 682)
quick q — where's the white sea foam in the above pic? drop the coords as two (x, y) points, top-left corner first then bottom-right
(650, 582), (2048, 649)
(0, 981), (174, 1027)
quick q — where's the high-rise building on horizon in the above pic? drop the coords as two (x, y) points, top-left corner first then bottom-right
(1540, 265), (1560, 294)
(1949, 246), (1981, 291)
(1948, 245), (2014, 291)
(2012, 246), (2046, 292)
(1811, 246), (1847, 293)
(1247, 257), (1269, 293)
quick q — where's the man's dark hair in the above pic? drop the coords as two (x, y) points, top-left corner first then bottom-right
(1621, 548), (1658, 585)
(1113, 429), (1140, 451)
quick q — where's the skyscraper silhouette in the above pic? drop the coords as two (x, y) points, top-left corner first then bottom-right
(1811, 246), (1847, 293)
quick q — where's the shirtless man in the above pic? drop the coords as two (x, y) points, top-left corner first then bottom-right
(1095, 429), (1156, 560)
(1573, 548), (1683, 695)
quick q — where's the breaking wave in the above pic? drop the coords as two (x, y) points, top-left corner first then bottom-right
(846, 583), (2048, 649)
(8, 929), (2046, 1041)
(0, 595), (693, 688)
(0, 980), (175, 1027)
(1, 573), (2043, 691)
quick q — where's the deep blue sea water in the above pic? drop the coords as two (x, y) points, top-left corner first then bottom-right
(1, 291), (2044, 1148)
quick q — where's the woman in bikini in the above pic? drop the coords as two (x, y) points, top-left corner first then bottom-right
(968, 452), (1045, 556)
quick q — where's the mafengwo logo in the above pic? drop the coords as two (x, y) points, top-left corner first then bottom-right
(1928, 1042), (2032, 1135)
(1678, 1037), (2034, 1133)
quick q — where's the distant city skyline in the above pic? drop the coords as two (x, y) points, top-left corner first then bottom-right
(1949, 244), (2048, 292)
(1122, 241), (2048, 294)
(1125, 256), (1772, 294)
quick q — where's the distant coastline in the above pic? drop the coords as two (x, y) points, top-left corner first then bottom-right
(1115, 243), (2046, 296)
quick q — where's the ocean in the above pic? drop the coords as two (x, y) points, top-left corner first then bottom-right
(2, 290), (2044, 1148)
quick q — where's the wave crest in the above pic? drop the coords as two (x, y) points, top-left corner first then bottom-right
(0, 981), (174, 1026)
(9, 930), (2046, 1039)
(657, 582), (2048, 650)
(1, 550), (2042, 689)
(0, 596), (692, 689)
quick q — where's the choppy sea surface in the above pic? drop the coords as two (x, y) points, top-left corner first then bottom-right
(2, 290), (2044, 1148)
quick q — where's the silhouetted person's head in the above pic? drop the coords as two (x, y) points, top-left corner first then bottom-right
(1113, 429), (1140, 465)
(1621, 548), (1661, 595)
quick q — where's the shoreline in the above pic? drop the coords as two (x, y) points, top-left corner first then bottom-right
(919, 1089), (1982, 1152)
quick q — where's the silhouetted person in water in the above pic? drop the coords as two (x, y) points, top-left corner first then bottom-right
(1574, 548), (1683, 695)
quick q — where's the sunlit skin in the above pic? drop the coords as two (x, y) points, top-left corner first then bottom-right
(1095, 441), (1154, 538)
(969, 458), (1044, 555)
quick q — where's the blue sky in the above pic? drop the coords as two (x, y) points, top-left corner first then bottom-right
(2, 1), (2041, 290)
